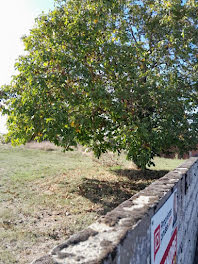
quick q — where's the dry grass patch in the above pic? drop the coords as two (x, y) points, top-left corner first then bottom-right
(24, 141), (60, 151)
(0, 143), (184, 263)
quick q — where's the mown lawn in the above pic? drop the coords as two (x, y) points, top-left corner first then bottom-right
(0, 142), (185, 264)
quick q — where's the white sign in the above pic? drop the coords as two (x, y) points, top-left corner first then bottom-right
(151, 190), (177, 264)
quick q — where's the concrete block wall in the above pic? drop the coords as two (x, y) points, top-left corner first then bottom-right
(33, 157), (198, 264)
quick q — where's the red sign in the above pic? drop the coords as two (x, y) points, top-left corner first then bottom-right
(154, 224), (161, 260)
(160, 228), (177, 264)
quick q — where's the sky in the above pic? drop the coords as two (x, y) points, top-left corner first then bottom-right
(0, 0), (55, 134)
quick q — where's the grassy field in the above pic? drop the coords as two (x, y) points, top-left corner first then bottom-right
(0, 142), (185, 264)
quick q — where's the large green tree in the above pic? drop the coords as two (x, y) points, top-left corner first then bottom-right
(1, 0), (198, 169)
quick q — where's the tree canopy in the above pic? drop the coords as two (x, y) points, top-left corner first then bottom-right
(1, 0), (198, 169)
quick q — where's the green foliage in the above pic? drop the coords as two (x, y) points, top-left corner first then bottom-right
(1, 0), (198, 169)
(0, 134), (6, 144)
